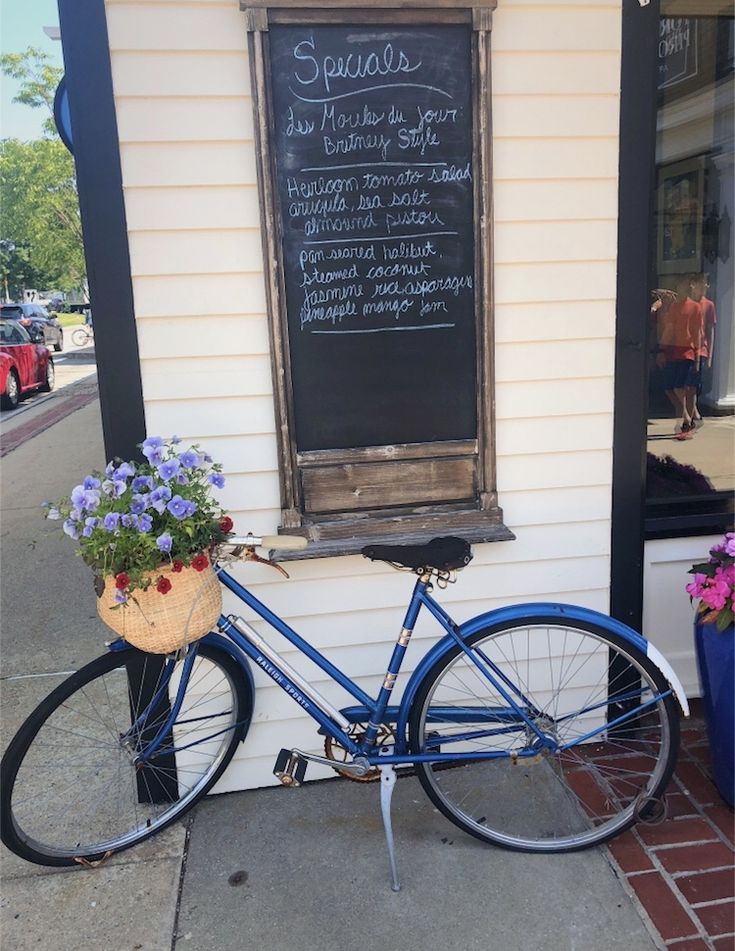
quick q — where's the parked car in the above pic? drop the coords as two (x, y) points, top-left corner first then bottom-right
(0, 303), (64, 352)
(0, 319), (55, 410)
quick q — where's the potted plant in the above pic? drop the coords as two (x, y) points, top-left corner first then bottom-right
(45, 436), (233, 654)
(686, 531), (735, 807)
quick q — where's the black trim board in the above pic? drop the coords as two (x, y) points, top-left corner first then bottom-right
(57, 0), (146, 461)
(610, 0), (661, 631)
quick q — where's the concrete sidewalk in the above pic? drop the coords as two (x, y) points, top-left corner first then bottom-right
(0, 397), (663, 951)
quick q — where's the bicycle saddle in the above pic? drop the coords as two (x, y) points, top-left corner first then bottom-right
(361, 536), (473, 572)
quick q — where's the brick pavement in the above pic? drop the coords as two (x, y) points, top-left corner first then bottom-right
(608, 701), (735, 950)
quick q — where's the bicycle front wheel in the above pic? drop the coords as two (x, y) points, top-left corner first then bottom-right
(1, 644), (249, 866)
(71, 328), (90, 347)
(409, 617), (679, 852)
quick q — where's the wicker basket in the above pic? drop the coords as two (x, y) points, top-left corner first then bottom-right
(96, 562), (222, 654)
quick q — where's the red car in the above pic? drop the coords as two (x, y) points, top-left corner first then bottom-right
(0, 319), (55, 410)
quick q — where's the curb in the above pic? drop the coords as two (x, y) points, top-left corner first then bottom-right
(0, 383), (99, 458)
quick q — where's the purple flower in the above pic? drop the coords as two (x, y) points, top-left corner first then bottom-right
(158, 458), (181, 481)
(114, 590), (128, 605)
(130, 494), (148, 515)
(725, 533), (735, 557)
(203, 453), (213, 463)
(171, 435), (181, 444)
(176, 471), (189, 486)
(83, 475), (101, 490)
(103, 512), (121, 531)
(179, 449), (202, 469)
(114, 462), (136, 481)
(82, 517), (100, 537)
(141, 436), (165, 465)
(208, 473), (225, 489)
(137, 513), (153, 533)
(184, 500), (197, 516)
(156, 532), (173, 553)
(102, 479), (127, 499)
(149, 485), (172, 514)
(132, 475), (154, 493)
(72, 485), (102, 512)
(121, 513), (139, 529)
(46, 506), (61, 520)
(105, 461), (117, 477)
(69, 507), (83, 522)
(166, 495), (189, 520)
(63, 518), (80, 540)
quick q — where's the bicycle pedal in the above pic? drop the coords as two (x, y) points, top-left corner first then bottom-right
(273, 748), (307, 787)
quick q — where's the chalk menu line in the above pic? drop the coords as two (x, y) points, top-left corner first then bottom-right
(303, 230), (457, 246)
(311, 323), (455, 334)
(290, 82), (453, 103)
(300, 161), (447, 172)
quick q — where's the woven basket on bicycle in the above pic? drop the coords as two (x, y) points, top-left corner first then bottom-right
(96, 561), (222, 654)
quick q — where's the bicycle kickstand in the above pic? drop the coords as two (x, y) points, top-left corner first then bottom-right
(378, 763), (401, 892)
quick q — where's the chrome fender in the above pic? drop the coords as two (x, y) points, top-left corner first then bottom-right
(396, 602), (689, 748)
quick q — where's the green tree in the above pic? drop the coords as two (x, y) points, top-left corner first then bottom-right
(0, 47), (63, 138)
(0, 48), (86, 299)
(0, 138), (85, 297)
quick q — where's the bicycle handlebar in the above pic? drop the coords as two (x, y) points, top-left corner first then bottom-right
(228, 534), (308, 551)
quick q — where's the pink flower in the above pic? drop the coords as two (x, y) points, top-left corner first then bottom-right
(700, 575), (731, 612)
(686, 573), (708, 599)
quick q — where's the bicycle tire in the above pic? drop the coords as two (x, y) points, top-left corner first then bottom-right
(408, 616), (679, 852)
(71, 328), (90, 347)
(1, 644), (250, 866)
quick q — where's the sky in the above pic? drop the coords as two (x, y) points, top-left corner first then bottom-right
(1, 0), (64, 141)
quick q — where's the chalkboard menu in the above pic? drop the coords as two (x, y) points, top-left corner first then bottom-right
(268, 24), (477, 452)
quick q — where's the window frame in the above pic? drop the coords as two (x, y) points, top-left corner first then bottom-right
(243, 1), (512, 557)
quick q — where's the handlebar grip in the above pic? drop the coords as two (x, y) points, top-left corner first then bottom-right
(261, 534), (308, 551)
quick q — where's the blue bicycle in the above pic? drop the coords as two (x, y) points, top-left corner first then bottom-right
(0, 535), (686, 889)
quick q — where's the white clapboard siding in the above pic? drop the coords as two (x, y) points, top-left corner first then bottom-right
(135, 314), (271, 359)
(131, 274), (268, 317)
(129, 230), (263, 276)
(492, 52), (620, 95)
(111, 52), (251, 97)
(123, 186), (261, 232)
(106, 0), (623, 791)
(116, 98), (254, 143)
(140, 354), (273, 400)
(495, 179), (619, 222)
(495, 138), (619, 181)
(494, 220), (618, 264)
(493, 94), (620, 138)
(495, 301), (615, 342)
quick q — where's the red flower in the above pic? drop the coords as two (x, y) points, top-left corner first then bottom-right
(219, 516), (233, 533)
(156, 576), (172, 594)
(115, 572), (130, 590)
(192, 553), (209, 572)
(172, 560), (184, 573)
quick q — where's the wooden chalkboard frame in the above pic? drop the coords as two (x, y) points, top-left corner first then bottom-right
(244, 2), (513, 558)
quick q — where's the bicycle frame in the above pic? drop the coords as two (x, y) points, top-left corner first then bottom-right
(127, 564), (676, 771)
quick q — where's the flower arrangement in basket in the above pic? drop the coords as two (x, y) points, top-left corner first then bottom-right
(686, 531), (735, 633)
(45, 436), (233, 653)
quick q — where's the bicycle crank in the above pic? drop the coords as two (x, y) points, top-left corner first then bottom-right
(274, 747), (371, 786)
(324, 724), (395, 782)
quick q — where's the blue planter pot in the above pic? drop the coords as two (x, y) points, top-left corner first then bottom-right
(694, 619), (734, 808)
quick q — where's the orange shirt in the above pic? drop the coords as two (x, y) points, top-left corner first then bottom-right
(697, 297), (717, 358)
(658, 296), (702, 361)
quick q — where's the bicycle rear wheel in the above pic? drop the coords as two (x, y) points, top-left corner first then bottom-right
(409, 617), (679, 852)
(1, 644), (250, 866)
(71, 327), (91, 347)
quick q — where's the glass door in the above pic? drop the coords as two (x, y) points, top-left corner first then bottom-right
(646, 6), (734, 513)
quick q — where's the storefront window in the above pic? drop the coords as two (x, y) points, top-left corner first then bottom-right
(647, 9), (734, 507)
